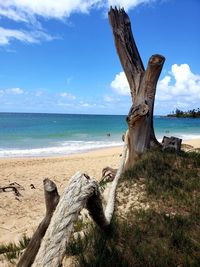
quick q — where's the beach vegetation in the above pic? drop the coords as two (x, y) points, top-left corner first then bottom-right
(168, 108), (200, 118)
(0, 234), (30, 264)
(66, 149), (200, 267)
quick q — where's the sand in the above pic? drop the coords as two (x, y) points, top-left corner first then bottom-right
(183, 138), (200, 148)
(0, 139), (200, 245)
(0, 146), (121, 244)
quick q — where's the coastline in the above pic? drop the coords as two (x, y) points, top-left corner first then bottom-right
(0, 139), (200, 245)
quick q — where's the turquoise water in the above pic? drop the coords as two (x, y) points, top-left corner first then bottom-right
(0, 113), (200, 157)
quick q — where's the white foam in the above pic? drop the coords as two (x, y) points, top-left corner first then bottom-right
(1, 133), (199, 158)
(0, 140), (123, 158)
(177, 134), (200, 140)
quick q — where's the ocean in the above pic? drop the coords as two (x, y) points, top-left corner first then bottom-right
(0, 112), (200, 157)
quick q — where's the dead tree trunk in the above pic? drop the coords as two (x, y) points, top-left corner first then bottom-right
(109, 7), (165, 170)
(17, 179), (60, 267)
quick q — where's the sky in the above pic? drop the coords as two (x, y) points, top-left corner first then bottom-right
(0, 0), (200, 115)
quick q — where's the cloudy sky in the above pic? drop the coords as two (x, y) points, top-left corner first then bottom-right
(0, 0), (199, 115)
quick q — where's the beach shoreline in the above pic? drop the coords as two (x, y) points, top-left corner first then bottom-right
(0, 138), (200, 245)
(0, 144), (123, 160)
(0, 137), (199, 160)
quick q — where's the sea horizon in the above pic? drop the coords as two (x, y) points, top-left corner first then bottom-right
(0, 111), (167, 116)
(0, 112), (200, 158)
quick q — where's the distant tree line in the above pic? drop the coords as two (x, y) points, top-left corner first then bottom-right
(167, 108), (200, 118)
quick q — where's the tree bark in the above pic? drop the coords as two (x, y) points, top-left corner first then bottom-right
(86, 181), (110, 232)
(162, 136), (182, 152)
(17, 179), (60, 267)
(31, 172), (109, 267)
(109, 7), (165, 170)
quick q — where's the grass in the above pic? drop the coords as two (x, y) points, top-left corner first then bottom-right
(66, 150), (200, 267)
(0, 234), (30, 263)
(123, 150), (200, 203)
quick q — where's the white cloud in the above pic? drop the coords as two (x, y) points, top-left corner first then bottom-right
(156, 64), (200, 108)
(110, 71), (130, 95)
(0, 87), (24, 94)
(82, 103), (89, 107)
(79, 100), (90, 107)
(0, 0), (155, 22)
(57, 101), (73, 107)
(108, 0), (154, 10)
(0, 0), (157, 45)
(104, 95), (114, 102)
(0, 1), (102, 22)
(0, 27), (54, 45)
(10, 87), (24, 94)
(60, 92), (76, 100)
(111, 64), (200, 112)
(0, 7), (29, 22)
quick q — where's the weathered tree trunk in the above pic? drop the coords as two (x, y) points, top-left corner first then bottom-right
(17, 179), (60, 267)
(32, 172), (110, 267)
(109, 7), (165, 170)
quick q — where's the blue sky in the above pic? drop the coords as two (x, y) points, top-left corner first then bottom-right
(0, 0), (200, 115)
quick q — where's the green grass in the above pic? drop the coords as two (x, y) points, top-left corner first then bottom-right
(67, 210), (200, 267)
(0, 234), (30, 263)
(66, 150), (200, 267)
(123, 150), (200, 202)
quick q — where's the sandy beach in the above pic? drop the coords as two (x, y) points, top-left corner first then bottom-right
(0, 139), (200, 245)
(0, 146), (122, 244)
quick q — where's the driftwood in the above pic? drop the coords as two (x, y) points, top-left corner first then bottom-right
(101, 166), (117, 182)
(17, 179), (60, 267)
(32, 173), (107, 266)
(0, 182), (24, 196)
(86, 178), (110, 233)
(19, 133), (128, 267)
(162, 136), (182, 152)
(104, 135), (128, 222)
(20, 173), (111, 267)
(109, 7), (164, 170)
(101, 132), (127, 181)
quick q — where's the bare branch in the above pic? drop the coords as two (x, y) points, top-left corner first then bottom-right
(109, 7), (145, 98)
